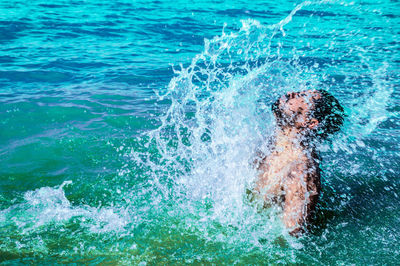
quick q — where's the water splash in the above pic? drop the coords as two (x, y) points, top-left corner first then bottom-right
(128, 0), (396, 253)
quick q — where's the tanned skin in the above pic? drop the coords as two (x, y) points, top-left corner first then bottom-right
(254, 90), (323, 236)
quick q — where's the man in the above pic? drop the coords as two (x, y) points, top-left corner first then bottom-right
(254, 89), (344, 236)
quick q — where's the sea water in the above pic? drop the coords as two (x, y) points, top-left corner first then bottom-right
(0, 0), (399, 264)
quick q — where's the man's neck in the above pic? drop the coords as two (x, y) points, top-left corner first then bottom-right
(274, 127), (311, 154)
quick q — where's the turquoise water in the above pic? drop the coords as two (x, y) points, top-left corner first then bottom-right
(1, 0), (399, 264)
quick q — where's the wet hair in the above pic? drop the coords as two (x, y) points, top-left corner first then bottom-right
(310, 89), (344, 139)
(271, 97), (285, 127)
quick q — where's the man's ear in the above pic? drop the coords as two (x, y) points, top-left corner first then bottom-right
(308, 118), (319, 130)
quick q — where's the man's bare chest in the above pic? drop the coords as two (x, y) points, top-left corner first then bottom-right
(257, 151), (309, 195)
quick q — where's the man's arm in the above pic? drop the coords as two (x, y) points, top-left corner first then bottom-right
(283, 163), (319, 236)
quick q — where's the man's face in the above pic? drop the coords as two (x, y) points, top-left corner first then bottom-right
(272, 90), (321, 129)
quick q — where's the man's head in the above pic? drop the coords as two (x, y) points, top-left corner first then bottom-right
(272, 89), (344, 139)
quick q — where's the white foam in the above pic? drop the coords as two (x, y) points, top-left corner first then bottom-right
(1, 181), (129, 234)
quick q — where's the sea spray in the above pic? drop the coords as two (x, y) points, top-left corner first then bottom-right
(126, 0), (396, 255)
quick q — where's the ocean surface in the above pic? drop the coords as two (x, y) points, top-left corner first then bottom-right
(0, 0), (399, 264)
